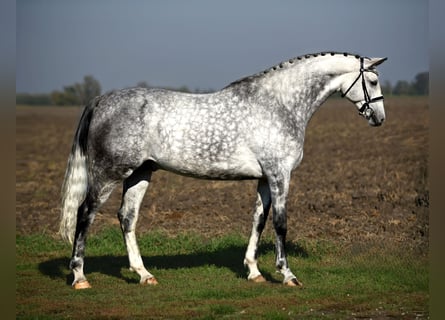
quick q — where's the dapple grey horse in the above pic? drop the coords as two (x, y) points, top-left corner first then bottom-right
(60, 52), (387, 289)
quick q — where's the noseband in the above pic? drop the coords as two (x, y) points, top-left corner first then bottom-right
(341, 57), (384, 120)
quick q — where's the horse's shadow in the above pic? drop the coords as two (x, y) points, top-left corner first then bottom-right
(39, 241), (308, 286)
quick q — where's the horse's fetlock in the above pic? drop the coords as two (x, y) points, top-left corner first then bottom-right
(275, 259), (286, 270)
(244, 257), (256, 267)
(69, 258), (82, 270)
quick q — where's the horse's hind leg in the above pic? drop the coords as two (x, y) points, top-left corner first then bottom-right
(118, 164), (157, 285)
(70, 180), (115, 289)
(244, 179), (271, 282)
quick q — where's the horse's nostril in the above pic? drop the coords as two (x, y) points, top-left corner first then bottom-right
(375, 118), (385, 126)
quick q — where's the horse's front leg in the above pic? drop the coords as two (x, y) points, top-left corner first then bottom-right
(268, 171), (303, 287)
(244, 179), (271, 282)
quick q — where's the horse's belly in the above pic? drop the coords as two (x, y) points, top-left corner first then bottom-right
(160, 163), (262, 180)
(152, 150), (263, 180)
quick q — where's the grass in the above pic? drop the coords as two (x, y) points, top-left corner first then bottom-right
(16, 228), (428, 319)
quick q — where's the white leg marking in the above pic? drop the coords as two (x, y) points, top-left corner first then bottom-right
(119, 178), (157, 284)
(245, 210), (263, 280)
(124, 231), (155, 283)
(281, 268), (297, 284)
(244, 180), (270, 281)
(71, 257), (92, 289)
(71, 258), (87, 285)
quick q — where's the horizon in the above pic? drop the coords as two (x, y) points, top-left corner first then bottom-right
(17, 0), (428, 94)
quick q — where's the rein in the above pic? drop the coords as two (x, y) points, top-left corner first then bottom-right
(341, 57), (384, 119)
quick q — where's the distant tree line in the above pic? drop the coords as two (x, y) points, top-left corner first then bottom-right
(380, 71), (428, 96)
(17, 72), (428, 106)
(17, 75), (102, 106)
(51, 75), (102, 106)
(16, 93), (53, 105)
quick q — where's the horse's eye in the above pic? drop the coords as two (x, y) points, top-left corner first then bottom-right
(370, 80), (378, 86)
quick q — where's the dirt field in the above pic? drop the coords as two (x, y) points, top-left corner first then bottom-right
(16, 96), (429, 253)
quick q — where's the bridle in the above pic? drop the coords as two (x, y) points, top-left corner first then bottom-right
(341, 57), (384, 120)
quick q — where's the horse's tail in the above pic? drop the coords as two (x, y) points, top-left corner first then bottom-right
(59, 99), (96, 244)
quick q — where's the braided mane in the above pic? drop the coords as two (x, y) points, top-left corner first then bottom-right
(225, 51), (362, 88)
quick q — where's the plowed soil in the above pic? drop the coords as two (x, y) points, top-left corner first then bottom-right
(16, 96), (429, 253)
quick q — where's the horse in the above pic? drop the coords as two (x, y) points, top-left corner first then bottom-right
(59, 52), (387, 289)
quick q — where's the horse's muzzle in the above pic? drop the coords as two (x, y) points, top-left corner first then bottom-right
(368, 113), (385, 127)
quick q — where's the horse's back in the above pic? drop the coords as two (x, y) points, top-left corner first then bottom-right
(86, 87), (263, 180)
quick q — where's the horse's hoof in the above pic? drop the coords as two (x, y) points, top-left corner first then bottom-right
(73, 280), (91, 289)
(141, 277), (158, 286)
(249, 275), (267, 283)
(284, 278), (303, 287)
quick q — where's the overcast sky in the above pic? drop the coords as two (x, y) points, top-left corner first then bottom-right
(17, 0), (428, 94)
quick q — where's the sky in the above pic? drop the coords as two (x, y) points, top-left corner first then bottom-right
(16, 0), (428, 94)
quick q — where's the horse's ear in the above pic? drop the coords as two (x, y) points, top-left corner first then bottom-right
(365, 57), (388, 69)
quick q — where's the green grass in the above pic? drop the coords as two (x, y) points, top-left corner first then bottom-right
(16, 228), (428, 319)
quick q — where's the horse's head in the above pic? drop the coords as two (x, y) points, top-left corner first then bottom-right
(340, 57), (387, 127)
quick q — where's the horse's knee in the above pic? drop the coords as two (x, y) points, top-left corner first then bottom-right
(273, 212), (287, 236)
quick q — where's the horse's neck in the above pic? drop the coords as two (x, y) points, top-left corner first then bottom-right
(257, 60), (353, 124)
